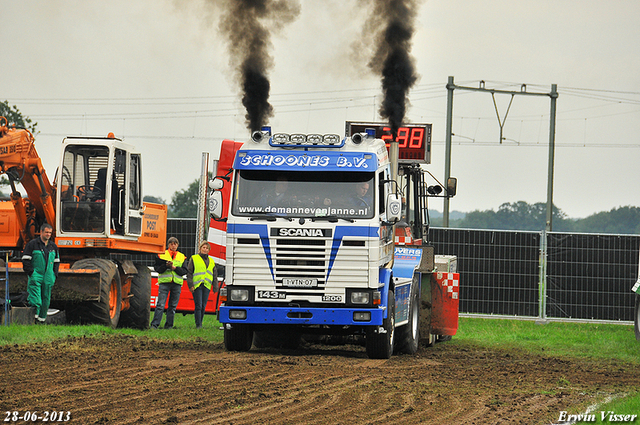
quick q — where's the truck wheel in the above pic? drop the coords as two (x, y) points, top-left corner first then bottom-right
(224, 324), (253, 351)
(366, 289), (395, 359)
(634, 294), (640, 342)
(118, 263), (151, 329)
(396, 279), (420, 354)
(67, 259), (121, 328)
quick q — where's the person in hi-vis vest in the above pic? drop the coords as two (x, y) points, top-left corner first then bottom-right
(185, 241), (218, 329)
(150, 237), (187, 329)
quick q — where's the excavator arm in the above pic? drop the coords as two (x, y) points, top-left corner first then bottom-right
(0, 116), (56, 249)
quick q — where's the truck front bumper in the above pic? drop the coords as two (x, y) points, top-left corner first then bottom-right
(219, 305), (384, 326)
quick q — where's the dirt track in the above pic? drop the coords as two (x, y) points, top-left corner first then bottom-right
(1, 334), (637, 424)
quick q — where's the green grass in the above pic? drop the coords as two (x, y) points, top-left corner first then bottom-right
(454, 317), (640, 364)
(2, 315), (637, 363)
(0, 313), (224, 346)
(583, 394), (640, 424)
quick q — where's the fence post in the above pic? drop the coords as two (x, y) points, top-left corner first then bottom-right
(536, 230), (548, 324)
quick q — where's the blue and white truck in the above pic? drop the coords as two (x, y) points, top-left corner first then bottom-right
(209, 124), (458, 358)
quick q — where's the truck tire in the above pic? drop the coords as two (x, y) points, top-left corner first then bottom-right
(224, 323), (253, 351)
(118, 263), (151, 329)
(67, 259), (121, 328)
(366, 289), (395, 359)
(634, 294), (640, 342)
(396, 278), (420, 354)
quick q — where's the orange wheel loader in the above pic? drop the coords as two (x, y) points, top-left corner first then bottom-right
(0, 116), (167, 328)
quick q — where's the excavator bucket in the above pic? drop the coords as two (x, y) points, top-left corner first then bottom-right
(0, 266), (101, 303)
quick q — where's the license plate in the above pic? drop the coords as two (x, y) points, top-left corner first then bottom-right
(282, 278), (318, 288)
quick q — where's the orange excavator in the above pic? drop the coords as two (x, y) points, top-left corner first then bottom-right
(0, 116), (167, 328)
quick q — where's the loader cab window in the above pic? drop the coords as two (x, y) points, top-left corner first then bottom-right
(128, 154), (141, 210)
(127, 153), (143, 235)
(111, 149), (127, 234)
(60, 145), (110, 233)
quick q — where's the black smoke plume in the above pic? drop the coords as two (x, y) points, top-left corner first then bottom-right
(367, 0), (420, 138)
(217, 0), (300, 132)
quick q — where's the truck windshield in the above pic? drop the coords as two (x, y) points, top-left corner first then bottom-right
(232, 170), (375, 219)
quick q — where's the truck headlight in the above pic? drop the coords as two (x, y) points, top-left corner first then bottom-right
(230, 288), (250, 302)
(350, 291), (370, 304)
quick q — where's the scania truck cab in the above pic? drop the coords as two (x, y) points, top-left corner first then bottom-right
(210, 126), (458, 358)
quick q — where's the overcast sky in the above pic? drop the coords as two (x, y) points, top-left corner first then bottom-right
(2, 0), (639, 219)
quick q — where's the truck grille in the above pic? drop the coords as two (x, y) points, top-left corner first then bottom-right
(232, 235), (370, 288)
(274, 238), (326, 289)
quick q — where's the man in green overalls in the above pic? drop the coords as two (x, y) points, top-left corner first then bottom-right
(22, 223), (60, 324)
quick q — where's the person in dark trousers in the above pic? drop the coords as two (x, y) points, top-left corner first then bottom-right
(150, 237), (187, 329)
(22, 223), (60, 324)
(185, 241), (218, 329)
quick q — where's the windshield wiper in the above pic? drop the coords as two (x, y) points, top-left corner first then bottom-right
(248, 213), (292, 222)
(311, 215), (355, 223)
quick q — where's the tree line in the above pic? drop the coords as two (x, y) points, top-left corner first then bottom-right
(430, 201), (640, 234)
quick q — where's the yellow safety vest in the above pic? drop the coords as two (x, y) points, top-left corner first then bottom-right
(158, 250), (186, 284)
(192, 255), (216, 290)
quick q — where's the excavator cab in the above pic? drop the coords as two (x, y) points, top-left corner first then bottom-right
(57, 136), (143, 238)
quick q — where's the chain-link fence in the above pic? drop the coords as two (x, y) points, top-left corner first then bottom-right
(545, 233), (638, 321)
(430, 228), (638, 323)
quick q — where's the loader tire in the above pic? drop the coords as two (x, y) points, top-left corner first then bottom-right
(224, 323), (253, 352)
(118, 263), (151, 329)
(366, 289), (395, 359)
(634, 294), (640, 342)
(396, 277), (420, 354)
(67, 259), (121, 328)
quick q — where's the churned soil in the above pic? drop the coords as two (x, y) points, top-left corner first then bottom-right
(1, 334), (637, 424)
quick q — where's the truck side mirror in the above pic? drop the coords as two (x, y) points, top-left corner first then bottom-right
(447, 177), (457, 197)
(209, 190), (223, 219)
(209, 179), (224, 190)
(386, 193), (402, 223)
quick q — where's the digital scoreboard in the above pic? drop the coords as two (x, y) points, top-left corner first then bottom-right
(345, 121), (432, 164)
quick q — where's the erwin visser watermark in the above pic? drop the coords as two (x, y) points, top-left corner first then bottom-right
(557, 411), (638, 423)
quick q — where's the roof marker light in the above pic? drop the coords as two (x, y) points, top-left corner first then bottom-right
(267, 133), (345, 148)
(290, 134), (306, 145)
(272, 133), (290, 144)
